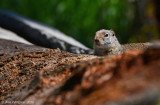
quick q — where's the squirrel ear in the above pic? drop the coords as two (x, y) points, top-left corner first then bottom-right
(110, 29), (115, 33)
(110, 29), (113, 31)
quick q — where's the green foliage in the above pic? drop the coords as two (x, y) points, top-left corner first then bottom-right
(0, 0), (134, 48)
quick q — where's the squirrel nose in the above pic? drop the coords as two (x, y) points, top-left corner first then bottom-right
(94, 39), (99, 43)
(94, 39), (100, 45)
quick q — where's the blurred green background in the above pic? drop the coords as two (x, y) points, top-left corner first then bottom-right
(0, 0), (159, 48)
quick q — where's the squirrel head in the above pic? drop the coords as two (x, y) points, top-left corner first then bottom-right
(94, 29), (119, 48)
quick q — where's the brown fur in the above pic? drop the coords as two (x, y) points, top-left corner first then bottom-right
(94, 29), (151, 56)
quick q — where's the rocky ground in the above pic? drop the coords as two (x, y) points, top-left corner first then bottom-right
(0, 39), (160, 105)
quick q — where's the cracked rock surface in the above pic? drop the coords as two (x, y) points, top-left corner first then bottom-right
(0, 39), (160, 105)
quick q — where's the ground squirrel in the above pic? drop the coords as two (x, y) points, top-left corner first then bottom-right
(94, 29), (151, 56)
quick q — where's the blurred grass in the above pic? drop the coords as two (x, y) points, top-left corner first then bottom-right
(0, 0), (136, 48)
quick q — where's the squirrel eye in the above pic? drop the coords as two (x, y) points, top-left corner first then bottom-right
(104, 34), (109, 37)
(112, 34), (115, 36)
